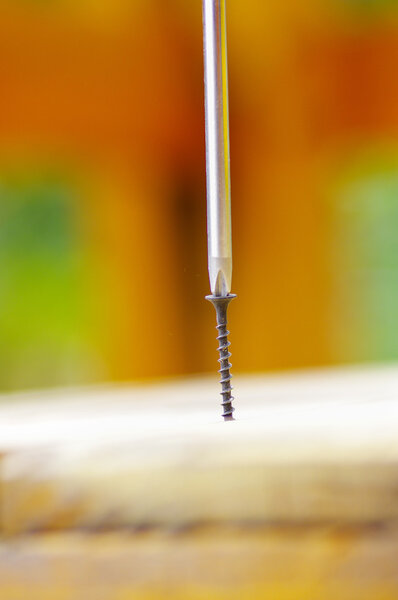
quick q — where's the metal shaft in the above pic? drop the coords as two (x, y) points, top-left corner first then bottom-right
(203, 0), (232, 296)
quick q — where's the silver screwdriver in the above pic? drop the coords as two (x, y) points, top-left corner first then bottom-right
(202, 0), (236, 421)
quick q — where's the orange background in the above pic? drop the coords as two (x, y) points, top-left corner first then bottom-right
(1, 0), (398, 390)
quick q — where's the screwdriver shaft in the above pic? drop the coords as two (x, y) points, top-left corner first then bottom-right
(203, 0), (232, 296)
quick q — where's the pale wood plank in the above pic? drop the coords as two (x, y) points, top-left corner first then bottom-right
(1, 365), (398, 533)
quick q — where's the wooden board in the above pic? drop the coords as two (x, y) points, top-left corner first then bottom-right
(1, 527), (398, 600)
(1, 365), (398, 598)
(1, 365), (398, 532)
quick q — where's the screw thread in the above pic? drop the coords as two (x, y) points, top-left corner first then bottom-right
(206, 294), (236, 421)
(216, 322), (234, 419)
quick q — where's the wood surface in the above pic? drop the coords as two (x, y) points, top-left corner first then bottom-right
(1, 365), (398, 597)
(1, 527), (398, 600)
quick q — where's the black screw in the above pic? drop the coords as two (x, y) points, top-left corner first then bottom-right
(205, 294), (237, 421)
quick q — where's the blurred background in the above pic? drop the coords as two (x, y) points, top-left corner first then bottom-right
(1, 0), (398, 392)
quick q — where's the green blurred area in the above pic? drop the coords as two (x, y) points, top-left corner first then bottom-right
(0, 173), (98, 390)
(332, 150), (398, 362)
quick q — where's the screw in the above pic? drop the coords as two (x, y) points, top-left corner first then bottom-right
(205, 294), (236, 421)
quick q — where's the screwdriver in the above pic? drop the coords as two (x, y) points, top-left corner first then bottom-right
(202, 0), (236, 421)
